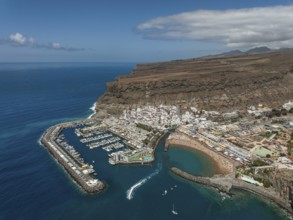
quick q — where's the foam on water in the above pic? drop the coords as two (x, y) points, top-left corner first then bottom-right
(126, 164), (162, 200)
(88, 102), (97, 119)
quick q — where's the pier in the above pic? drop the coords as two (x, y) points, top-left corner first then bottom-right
(40, 121), (106, 194)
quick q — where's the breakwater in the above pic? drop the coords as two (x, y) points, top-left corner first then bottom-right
(171, 167), (293, 216)
(171, 167), (233, 193)
(40, 121), (106, 194)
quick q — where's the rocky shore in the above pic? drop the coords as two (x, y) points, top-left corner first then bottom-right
(171, 167), (293, 216)
(171, 167), (233, 193)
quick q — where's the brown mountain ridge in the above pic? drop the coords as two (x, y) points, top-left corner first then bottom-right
(96, 50), (293, 116)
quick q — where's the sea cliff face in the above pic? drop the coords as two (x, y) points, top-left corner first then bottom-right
(270, 170), (293, 209)
(96, 51), (293, 116)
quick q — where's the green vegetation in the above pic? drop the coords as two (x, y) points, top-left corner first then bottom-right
(281, 108), (287, 116)
(149, 133), (162, 148)
(252, 146), (278, 157)
(255, 115), (262, 119)
(287, 132), (293, 155)
(143, 139), (149, 145)
(243, 168), (253, 175)
(250, 159), (269, 167)
(136, 123), (153, 132)
(263, 168), (273, 175)
(289, 108), (293, 113)
(266, 154), (271, 158)
(254, 176), (272, 188)
(261, 131), (278, 138)
(266, 109), (287, 118)
(287, 141), (293, 156)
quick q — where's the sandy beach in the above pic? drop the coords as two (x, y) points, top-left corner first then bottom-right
(166, 132), (236, 175)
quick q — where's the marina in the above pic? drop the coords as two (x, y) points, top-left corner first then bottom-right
(87, 136), (121, 149)
(40, 121), (106, 194)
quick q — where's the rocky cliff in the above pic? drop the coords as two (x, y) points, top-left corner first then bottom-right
(270, 169), (293, 209)
(96, 51), (293, 116)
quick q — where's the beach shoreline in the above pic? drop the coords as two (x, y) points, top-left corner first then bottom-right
(166, 132), (236, 176)
(168, 144), (224, 175)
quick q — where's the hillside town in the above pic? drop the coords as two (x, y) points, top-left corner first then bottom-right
(73, 101), (293, 175)
(103, 101), (293, 187)
(42, 98), (293, 208)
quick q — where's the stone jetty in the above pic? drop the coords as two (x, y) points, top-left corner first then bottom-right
(40, 120), (106, 194)
(171, 167), (293, 216)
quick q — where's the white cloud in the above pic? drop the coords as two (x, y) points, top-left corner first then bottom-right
(2, 32), (84, 51)
(136, 5), (293, 48)
(28, 37), (35, 44)
(9, 32), (26, 45)
(51, 42), (61, 49)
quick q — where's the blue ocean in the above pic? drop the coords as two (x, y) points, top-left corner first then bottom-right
(0, 63), (289, 220)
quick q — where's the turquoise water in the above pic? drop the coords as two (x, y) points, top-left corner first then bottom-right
(0, 63), (289, 219)
(168, 146), (216, 176)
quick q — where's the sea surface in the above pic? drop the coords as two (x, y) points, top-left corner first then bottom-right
(0, 63), (289, 220)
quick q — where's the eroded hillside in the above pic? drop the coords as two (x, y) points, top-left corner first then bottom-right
(96, 51), (293, 116)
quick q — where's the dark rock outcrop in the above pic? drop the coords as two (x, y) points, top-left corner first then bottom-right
(270, 170), (293, 209)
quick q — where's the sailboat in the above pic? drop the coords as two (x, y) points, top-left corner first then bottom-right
(171, 204), (178, 215)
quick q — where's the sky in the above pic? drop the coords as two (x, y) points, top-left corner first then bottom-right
(1, 0), (293, 62)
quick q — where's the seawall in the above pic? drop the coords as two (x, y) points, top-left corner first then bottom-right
(171, 167), (293, 216)
(40, 122), (106, 194)
(171, 167), (233, 193)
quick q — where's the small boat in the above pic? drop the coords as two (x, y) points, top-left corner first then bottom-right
(92, 160), (95, 163)
(171, 204), (178, 215)
(171, 187), (174, 190)
(162, 190), (167, 196)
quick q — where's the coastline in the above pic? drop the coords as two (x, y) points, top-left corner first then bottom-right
(40, 120), (106, 194)
(166, 132), (236, 176)
(115, 130), (169, 165)
(166, 132), (293, 216)
(88, 102), (97, 119)
(171, 167), (293, 217)
(168, 144), (224, 175)
(40, 113), (293, 217)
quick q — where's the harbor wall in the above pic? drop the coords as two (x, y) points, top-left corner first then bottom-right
(171, 167), (293, 216)
(40, 125), (106, 194)
(171, 167), (232, 193)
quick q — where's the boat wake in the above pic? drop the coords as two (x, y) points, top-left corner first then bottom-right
(88, 102), (97, 119)
(126, 165), (162, 200)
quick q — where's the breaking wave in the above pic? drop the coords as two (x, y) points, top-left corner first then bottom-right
(126, 164), (162, 200)
(88, 102), (97, 119)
